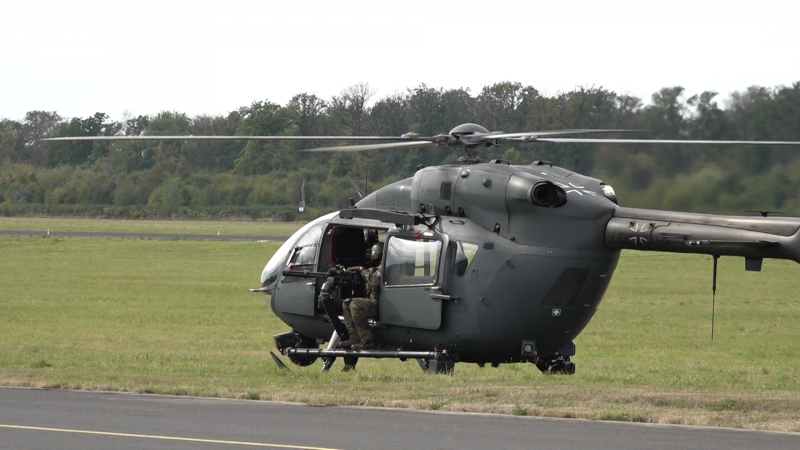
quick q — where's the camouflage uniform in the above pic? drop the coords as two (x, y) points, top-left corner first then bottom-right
(343, 266), (381, 343)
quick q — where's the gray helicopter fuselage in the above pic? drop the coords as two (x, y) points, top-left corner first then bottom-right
(263, 160), (800, 365)
(263, 161), (621, 363)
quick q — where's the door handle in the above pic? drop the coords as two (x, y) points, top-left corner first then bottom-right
(430, 293), (459, 301)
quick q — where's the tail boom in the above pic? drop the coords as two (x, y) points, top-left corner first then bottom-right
(605, 207), (800, 266)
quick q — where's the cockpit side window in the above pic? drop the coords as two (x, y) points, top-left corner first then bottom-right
(296, 226), (323, 248)
(454, 241), (479, 277)
(260, 212), (337, 287)
(290, 245), (317, 268)
(284, 226), (323, 283)
(384, 236), (442, 287)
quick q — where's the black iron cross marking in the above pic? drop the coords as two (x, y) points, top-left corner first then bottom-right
(628, 221), (652, 246)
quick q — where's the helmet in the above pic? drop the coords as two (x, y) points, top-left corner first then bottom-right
(369, 242), (384, 262)
(365, 229), (379, 247)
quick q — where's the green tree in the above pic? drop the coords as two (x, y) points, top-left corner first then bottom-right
(237, 100), (291, 136)
(440, 87), (476, 128)
(122, 114), (151, 136)
(145, 111), (191, 162)
(647, 86), (687, 137)
(477, 81), (524, 131)
(233, 100), (294, 175)
(22, 111), (62, 165)
(0, 120), (24, 163)
(49, 112), (112, 166)
(370, 92), (409, 136)
(287, 93), (327, 136)
(641, 86), (690, 176)
(406, 83), (445, 135)
(183, 114), (244, 171)
(148, 178), (189, 214)
(329, 83), (374, 136)
(687, 91), (728, 139)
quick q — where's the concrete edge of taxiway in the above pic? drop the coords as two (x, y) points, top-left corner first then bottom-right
(2, 386), (797, 437)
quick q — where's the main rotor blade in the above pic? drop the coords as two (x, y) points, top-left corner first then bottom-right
(41, 135), (418, 142)
(534, 138), (800, 146)
(346, 176), (366, 199)
(302, 141), (436, 152)
(479, 129), (635, 140)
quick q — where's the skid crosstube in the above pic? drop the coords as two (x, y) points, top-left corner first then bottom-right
(283, 348), (438, 360)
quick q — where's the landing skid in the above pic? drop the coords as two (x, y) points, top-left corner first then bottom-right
(281, 347), (457, 374)
(320, 331), (358, 372)
(284, 347), (439, 362)
(320, 332), (340, 372)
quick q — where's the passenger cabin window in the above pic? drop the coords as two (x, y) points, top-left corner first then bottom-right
(454, 241), (479, 277)
(385, 236), (442, 287)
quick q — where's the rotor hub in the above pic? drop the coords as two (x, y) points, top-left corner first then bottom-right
(449, 123), (489, 136)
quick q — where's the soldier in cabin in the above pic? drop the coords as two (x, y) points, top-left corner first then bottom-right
(339, 241), (383, 350)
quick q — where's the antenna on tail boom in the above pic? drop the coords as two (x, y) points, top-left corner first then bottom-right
(711, 255), (719, 341)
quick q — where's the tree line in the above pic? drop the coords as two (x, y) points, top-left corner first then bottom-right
(2, 81), (800, 219)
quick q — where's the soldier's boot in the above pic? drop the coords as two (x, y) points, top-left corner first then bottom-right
(339, 338), (361, 349)
(352, 341), (375, 350)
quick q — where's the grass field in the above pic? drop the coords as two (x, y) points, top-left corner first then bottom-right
(1, 232), (799, 431)
(0, 216), (304, 236)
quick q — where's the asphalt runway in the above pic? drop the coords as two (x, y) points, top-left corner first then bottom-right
(0, 229), (289, 241)
(0, 388), (797, 450)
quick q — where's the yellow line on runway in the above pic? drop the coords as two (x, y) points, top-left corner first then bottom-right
(0, 424), (345, 450)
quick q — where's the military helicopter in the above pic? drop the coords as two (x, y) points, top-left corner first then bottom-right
(46, 125), (800, 374)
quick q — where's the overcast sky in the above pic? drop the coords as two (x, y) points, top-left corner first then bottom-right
(2, 0), (799, 122)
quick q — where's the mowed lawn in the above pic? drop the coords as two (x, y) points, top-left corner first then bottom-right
(0, 216), (302, 236)
(1, 235), (799, 431)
